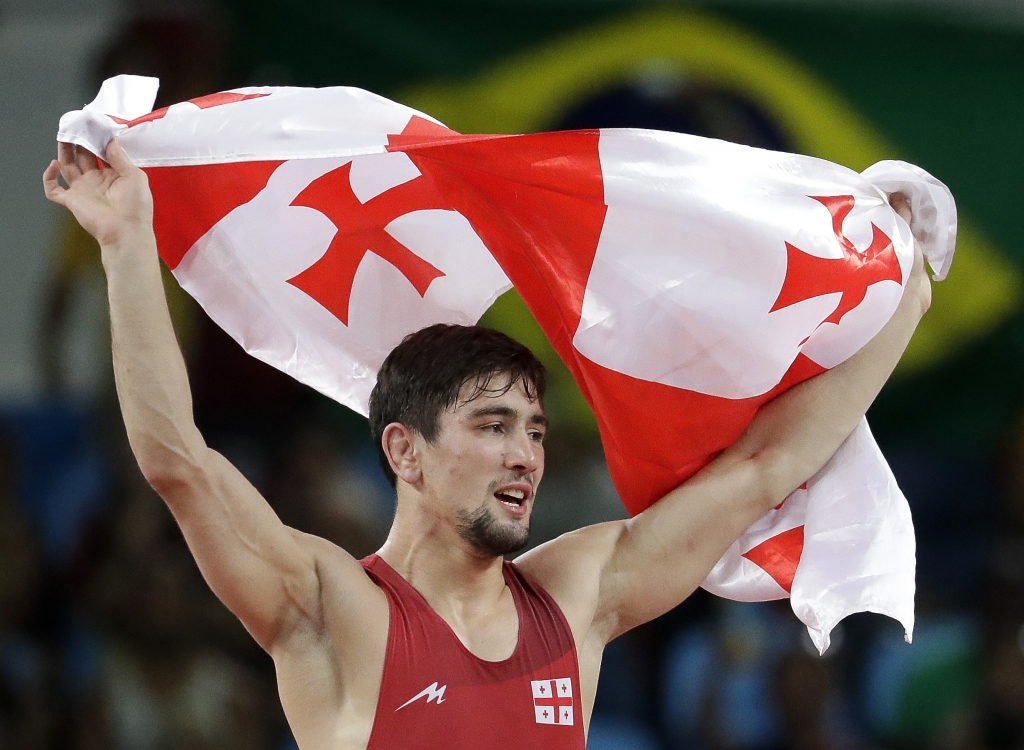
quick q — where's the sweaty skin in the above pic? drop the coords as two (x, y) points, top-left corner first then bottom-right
(44, 139), (930, 749)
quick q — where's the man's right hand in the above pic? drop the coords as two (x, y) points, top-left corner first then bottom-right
(43, 139), (152, 249)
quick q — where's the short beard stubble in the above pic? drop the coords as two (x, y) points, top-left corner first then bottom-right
(455, 504), (530, 557)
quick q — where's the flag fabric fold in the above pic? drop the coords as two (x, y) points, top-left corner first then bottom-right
(57, 75), (959, 651)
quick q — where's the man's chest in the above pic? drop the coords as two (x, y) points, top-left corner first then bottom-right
(367, 649), (586, 749)
(427, 591), (521, 663)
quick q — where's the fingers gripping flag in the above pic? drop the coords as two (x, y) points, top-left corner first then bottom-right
(59, 75), (958, 652)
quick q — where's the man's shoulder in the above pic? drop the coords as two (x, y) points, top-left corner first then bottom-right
(272, 534), (389, 749)
(516, 520), (626, 574)
(512, 521), (629, 656)
(291, 530), (389, 623)
(514, 522), (626, 614)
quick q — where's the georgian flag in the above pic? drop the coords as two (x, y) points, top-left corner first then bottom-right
(531, 678), (574, 726)
(58, 75), (958, 652)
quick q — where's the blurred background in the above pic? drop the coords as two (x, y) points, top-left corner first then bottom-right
(2, 0), (1024, 747)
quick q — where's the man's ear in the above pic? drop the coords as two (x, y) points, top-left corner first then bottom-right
(382, 422), (421, 486)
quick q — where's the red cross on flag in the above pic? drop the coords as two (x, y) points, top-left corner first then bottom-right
(531, 678), (574, 726)
(57, 75), (958, 653)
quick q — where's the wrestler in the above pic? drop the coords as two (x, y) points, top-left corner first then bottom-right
(44, 139), (930, 749)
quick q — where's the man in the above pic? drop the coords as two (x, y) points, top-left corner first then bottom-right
(44, 139), (930, 749)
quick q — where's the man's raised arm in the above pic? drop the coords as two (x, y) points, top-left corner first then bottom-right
(526, 215), (930, 644)
(43, 140), (333, 652)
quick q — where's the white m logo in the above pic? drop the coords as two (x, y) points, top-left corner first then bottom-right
(396, 681), (447, 711)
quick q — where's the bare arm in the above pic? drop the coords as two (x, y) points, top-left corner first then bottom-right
(524, 225), (930, 643)
(42, 141), (353, 651)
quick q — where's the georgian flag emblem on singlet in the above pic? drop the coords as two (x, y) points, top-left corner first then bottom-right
(531, 678), (574, 726)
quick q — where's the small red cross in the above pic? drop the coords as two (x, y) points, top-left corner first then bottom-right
(286, 160), (450, 325)
(110, 92), (270, 127)
(770, 195), (902, 326)
(742, 525), (805, 594)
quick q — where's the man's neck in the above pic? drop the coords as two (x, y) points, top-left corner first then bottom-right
(376, 510), (511, 630)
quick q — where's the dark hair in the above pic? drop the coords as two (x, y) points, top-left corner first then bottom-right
(368, 324), (547, 487)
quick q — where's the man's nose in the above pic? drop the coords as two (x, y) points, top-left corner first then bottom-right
(505, 430), (541, 472)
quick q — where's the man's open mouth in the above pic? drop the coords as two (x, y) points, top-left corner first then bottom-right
(494, 483), (531, 512)
(495, 488), (526, 508)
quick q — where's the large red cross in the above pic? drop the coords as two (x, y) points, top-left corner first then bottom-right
(535, 680), (573, 724)
(770, 195), (902, 326)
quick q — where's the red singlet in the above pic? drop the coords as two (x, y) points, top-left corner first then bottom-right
(361, 554), (586, 749)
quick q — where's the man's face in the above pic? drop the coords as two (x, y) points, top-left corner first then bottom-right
(418, 375), (547, 557)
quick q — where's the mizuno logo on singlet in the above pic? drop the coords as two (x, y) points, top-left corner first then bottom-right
(396, 681), (447, 710)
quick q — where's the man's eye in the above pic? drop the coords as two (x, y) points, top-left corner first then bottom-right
(529, 431), (545, 442)
(484, 423), (504, 434)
